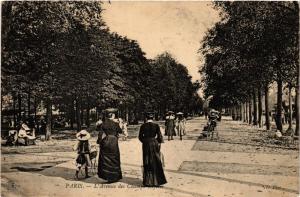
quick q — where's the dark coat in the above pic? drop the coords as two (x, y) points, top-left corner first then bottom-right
(139, 121), (167, 186)
(165, 116), (176, 136)
(97, 119), (122, 182)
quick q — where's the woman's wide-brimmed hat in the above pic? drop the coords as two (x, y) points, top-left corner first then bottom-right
(76, 130), (91, 141)
(21, 123), (30, 131)
(176, 112), (184, 115)
(104, 108), (118, 113)
(166, 111), (174, 115)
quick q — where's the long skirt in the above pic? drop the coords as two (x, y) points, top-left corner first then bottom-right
(98, 135), (122, 182)
(177, 123), (185, 137)
(165, 125), (176, 137)
(142, 138), (167, 186)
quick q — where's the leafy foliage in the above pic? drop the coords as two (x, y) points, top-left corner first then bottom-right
(2, 1), (202, 135)
(200, 2), (299, 108)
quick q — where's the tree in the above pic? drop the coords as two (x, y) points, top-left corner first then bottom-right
(200, 2), (299, 133)
(2, 1), (107, 136)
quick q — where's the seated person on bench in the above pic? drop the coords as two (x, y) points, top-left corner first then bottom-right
(17, 123), (36, 145)
(6, 130), (18, 146)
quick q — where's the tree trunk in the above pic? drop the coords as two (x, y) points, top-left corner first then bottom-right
(0, 98), (3, 124)
(238, 105), (241, 121)
(240, 104), (243, 121)
(34, 97), (37, 123)
(241, 104), (244, 121)
(239, 104), (242, 121)
(13, 95), (17, 129)
(27, 90), (31, 118)
(294, 0), (299, 136)
(245, 102), (248, 123)
(253, 90), (258, 125)
(80, 103), (84, 126)
(241, 103), (246, 122)
(45, 97), (52, 141)
(287, 84), (293, 131)
(2, 2), (13, 42)
(237, 105), (240, 120)
(18, 93), (22, 123)
(276, 79), (283, 131)
(258, 88), (262, 127)
(264, 85), (270, 130)
(75, 98), (82, 131)
(235, 106), (239, 120)
(70, 100), (75, 129)
(86, 98), (90, 127)
(296, 85), (299, 136)
(126, 105), (129, 122)
(233, 106), (236, 120)
(249, 99), (252, 124)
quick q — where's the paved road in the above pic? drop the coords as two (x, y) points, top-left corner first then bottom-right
(1, 117), (299, 197)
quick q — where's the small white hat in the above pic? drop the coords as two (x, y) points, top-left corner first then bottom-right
(76, 130), (91, 141)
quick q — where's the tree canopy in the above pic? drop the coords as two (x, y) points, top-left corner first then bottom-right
(1, 1), (202, 135)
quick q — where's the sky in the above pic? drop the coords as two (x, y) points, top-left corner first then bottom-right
(102, 1), (220, 82)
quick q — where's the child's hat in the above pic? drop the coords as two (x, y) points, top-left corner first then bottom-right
(76, 130), (91, 141)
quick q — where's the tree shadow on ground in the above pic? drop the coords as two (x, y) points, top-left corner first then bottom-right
(28, 164), (209, 196)
(122, 163), (299, 194)
(193, 138), (298, 151)
(32, 165), (142, 187)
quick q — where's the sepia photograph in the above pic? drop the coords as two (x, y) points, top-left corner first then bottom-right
(1, 1), (299, 197)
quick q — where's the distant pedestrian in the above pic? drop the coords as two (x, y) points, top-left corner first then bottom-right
(139, 112), (167, 187)
(176, 112), (186, 140)
(6, 130), (18, 146)
(27, 116), (36, 134)
(38, 116), (46, 135)
(165, 111), (176, 141)
(118, 118), (128, 140)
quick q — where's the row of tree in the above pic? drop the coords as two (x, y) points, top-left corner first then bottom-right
(200, 2), (299, 134)
(1, 1), (202, 139)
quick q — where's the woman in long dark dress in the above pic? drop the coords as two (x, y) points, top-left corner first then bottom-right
(139, 112), (167, 187)
(97, 111), (122, 183)
(165, 111), (176, 141)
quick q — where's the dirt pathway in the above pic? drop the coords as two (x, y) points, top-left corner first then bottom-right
(1, 116), (299, 197)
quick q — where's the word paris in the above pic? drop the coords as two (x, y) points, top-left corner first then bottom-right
(65, 183), (161, 189)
